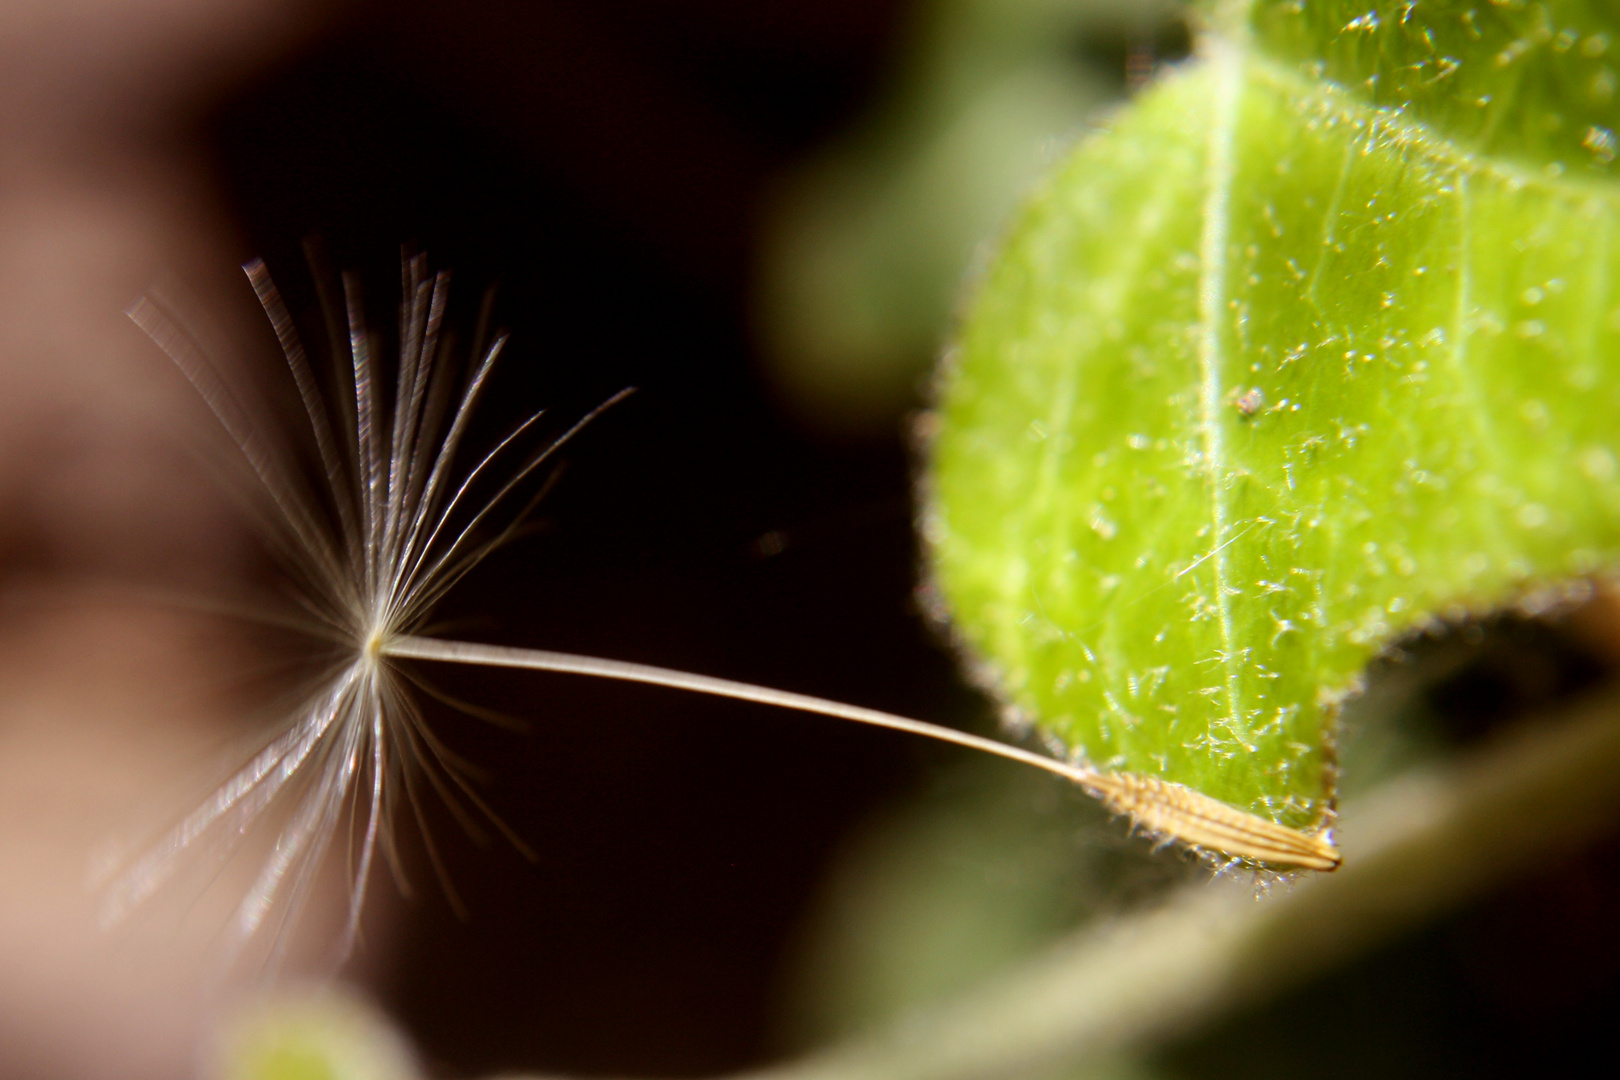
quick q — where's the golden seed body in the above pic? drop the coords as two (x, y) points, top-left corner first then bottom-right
(1085, 770), (1340, 871)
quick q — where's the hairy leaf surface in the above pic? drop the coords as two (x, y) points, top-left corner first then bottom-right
(927, 0), (1620, 836)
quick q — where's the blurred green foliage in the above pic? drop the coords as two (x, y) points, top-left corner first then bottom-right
(213, 987), (417, 1080)
(758, 0), (1187, 433)
(776, 759), (1198, 1048)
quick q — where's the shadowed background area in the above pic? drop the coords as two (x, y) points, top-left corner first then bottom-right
(194, 2), (1171, 1074)
(203, 3), (941, 1074)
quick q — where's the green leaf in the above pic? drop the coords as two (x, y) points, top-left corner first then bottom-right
(925, 0), (1620, 847)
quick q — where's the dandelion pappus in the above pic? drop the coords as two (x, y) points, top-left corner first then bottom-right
(110, 253), (1341, 969)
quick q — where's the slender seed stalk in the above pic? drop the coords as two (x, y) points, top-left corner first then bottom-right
(384, 634), (1091, 783)
(384, 636), (1341, 871)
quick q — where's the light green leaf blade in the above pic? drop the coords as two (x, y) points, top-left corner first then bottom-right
(926, 0), (1620, 844)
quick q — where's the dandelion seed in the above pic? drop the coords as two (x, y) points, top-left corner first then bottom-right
(110, 254), (1340, 969)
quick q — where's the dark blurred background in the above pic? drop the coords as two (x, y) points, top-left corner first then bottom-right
(216, 2), (924, 1074)
(192, 2), (1204, 1075)
(204, 1), (1029, 1074)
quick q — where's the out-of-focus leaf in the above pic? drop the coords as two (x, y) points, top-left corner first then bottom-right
(212, 988), (417, 1080)
(758, 0), (1188, 433)
(778, 760), (1194, 1048)
(926, 0), (1620, 839)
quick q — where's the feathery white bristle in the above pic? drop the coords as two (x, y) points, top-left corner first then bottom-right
(115, 253), (1337, 968)
(115, 256), (602, 963)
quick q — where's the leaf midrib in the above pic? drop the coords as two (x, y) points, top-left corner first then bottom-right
(1197, 42), (1244, 734)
